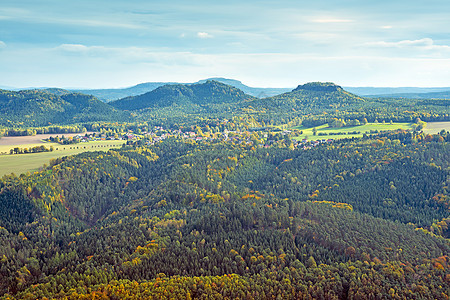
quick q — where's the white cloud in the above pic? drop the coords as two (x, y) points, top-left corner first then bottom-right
(0, 41), (6, 49)
(365, 38), (450, 51)
(56, 44), (129, 57)
(62, 19), (144, 30)
(294, 32), (339, 41)
(312, 18), (353, 23)
(57, 44), (89, 53)
(54, 44), (214, 66)
(367, 38), (432, 47)
(197, 32), (213, 39)
(2, 46), (450, 88)
(0, 7), (144, 30)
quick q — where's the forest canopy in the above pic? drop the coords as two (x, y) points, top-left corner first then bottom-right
(0, 129), (449, 299)
(0, 81), (449, 299)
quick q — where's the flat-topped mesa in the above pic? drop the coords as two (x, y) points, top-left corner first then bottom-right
(293, 82), (343, 93)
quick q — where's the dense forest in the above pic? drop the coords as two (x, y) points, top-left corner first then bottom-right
(0, 81), (449, 298)
(0, 129), (449, 299)
(110, 80), (256, 111)
(0, 89), (130, 128)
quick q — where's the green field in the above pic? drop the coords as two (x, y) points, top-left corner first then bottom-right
(291, 122), (414, 141)
(0, 140), (126, 177)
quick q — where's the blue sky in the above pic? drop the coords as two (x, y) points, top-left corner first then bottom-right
(1, 0), (450, 88)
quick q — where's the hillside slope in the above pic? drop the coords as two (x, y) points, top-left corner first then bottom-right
(111, 80), (256, 111)
(245, 82), (365, 113)
(69, 78), (290, 102)
(0, 89), (130, 127)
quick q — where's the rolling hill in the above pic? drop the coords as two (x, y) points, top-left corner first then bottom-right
(0, 89), (130, 127)
(110, 80), (256, 111)
(70, 78), (291, 102)
(245, 82), (365, 113)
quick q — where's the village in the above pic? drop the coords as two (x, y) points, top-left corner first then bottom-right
(129, 126), (334, 149)
(45, 125), (335, 150)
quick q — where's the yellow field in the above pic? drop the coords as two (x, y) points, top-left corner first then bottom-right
(423, 121), (450, 134)
(0, 140), (126, 177)
(0, 132), (94, 147)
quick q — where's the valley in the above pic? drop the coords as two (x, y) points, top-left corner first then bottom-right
(3, 119), (449, 177)
(0, 80), (449, 299)
(3, 0), (450, 297)
(2, 0), (450, 297)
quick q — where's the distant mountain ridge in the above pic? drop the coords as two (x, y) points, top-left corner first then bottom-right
(344, 86), (450, 96)
(73, 82), (180, 102)
(365, 90), (450, 99)
(74, 78), (292, 102)
(5, 80), (450, 101)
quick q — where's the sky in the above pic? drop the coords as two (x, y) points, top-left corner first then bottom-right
(1, 0), (450, 89)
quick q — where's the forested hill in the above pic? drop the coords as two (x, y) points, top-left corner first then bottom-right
(245, 82), (365, 113)
(1, 82), (448, 130)
(42, 88), (72, 96)
(0, 89), (131, 127)
(294, 81), (344, 92)
(110, 80), (256, 111)
(73, 78), (290, 101)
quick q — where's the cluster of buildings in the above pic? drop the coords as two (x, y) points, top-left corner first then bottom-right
(70, 132), (137, 143)
(57, 125), (336, 149)
(140, 127), (334, 149)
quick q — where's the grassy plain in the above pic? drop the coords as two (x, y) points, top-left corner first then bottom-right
(0, 140), (125, 177)
(291, 122), (414, 141)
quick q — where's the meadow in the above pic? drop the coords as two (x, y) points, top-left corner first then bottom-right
(291, 122), (415, 141)
(0, 140), (126, 177)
